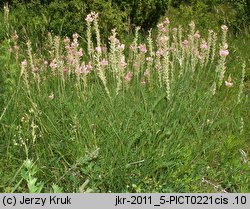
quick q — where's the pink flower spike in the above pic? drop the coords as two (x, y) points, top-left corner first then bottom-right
(73, 33), (79, 40)
(194, 32), (200, 39)
(85, 14), (94, 23)
(200, 42), (208, 49)
(156, 49), (164, 56)
(119, 56), (127, 68)
(50, 60), (57, 69)
(21, 60), (27, 66)
(182, 40), (189, 48)
(87, 62), (93, 71)
(48, 92), (54, 100)
(225, 80), (233, 87)
(225, 75), (233, 87)
(13, 31), (18, 41)
(198, 53), (203, 60)
(44, 60), (48, 65)
(124, 71), (133, 82)
(129, 44), (136, 51)
(219, 49), (229, 57)
(146, 57), (153, 62)
(78, 48), (83, 57)
(100, 59), (108, 66)
(64, 37), (70, 44)
(221, 25), (228, 31)
(144, 70), (150, 78)
(118, 44), (125, 51)
(95, 46), (102, 53)
(138, 44), (147, 53)
(63, 67), (69, 73)
(163, 18), (170, 25)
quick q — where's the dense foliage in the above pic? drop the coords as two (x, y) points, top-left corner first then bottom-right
(0, 0), (249, 38)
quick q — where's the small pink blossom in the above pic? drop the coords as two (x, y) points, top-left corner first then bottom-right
(64, 37), (70, 44)
(21, 59), (27, 66)
(95, 46), (102, 53)
(44, 60), (48, 65)
(144, 70), (150, 78)
(100, 59), (108, 66)
(146, 57), (153, 62)
(225, 80), (233, 87)
(78, 48), (83, 57)
(117, 44), (125, 51)
(63, 67), (69, 73)
(86, 62), (93, 71)
(33, 67), (39, 73)
(73, 33), (79, 40)
(71, 40), (79, 48)
(50, 60), (57, 69)
(172, 28), (177, 32)
(119, 56), (127, 68)
(169, 47), (176, 52)
(130, 44), (136, 51)
(156, 49), (164, 56)
(71, 58), (77, 65)
(163, 18), (170, 25)
(91, 12), (98, 19)
(189, 21), (195, 28)
(221, 25), (228, 31)
(85, 14), (94, 23)
(13, 31), (18, 41)
(138, 44), (147, 53)
(219, 49), (229, 57)
(157, 23), (166, 32)
(194, 32), (200, 39)
(124, 71), (133, 82)
(182, 40), (189, 48)
(48, 92), (54, 100)
(200, 42), (208, 49)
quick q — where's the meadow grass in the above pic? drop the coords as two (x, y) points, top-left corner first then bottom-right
(0, 9), (249, 193)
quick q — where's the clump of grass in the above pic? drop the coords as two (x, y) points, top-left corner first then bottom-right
(0, 8), (249, 193)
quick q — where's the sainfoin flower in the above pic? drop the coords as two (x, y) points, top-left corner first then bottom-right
(78, 48), (83, 57)
(13, 30), (18, 41)
(50, 60), (57, 69)
(225, 75), (233, 87)
(73, 33), (79, 40)
(64, 37), (70, 44)
(163, 18), (170, 25)
(146, 57), (153, 62)
(219, 49), (229, 57)
(194, 32), (200, 39)
(129, 44), (136, 51)
(156, 49), (164, 56)
(21, 59), (27, 66)
(95, 46), (102, 53)
(100, 59), (108, 66)
(144, 70), (150, 78)
(221, 25), (228, 31)
(119, 56), (127, 68)
(200, 42), (208, 49)
(138, 44), (147, 53)
(85, 14), (94, 23)
(124, 71), (132, 82)
(182, 40), (189, 48)
(117, 44), (125, 51)
(48, 92), (54, 100)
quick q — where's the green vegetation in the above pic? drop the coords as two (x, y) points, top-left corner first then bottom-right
(0, 1), (249, 193)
